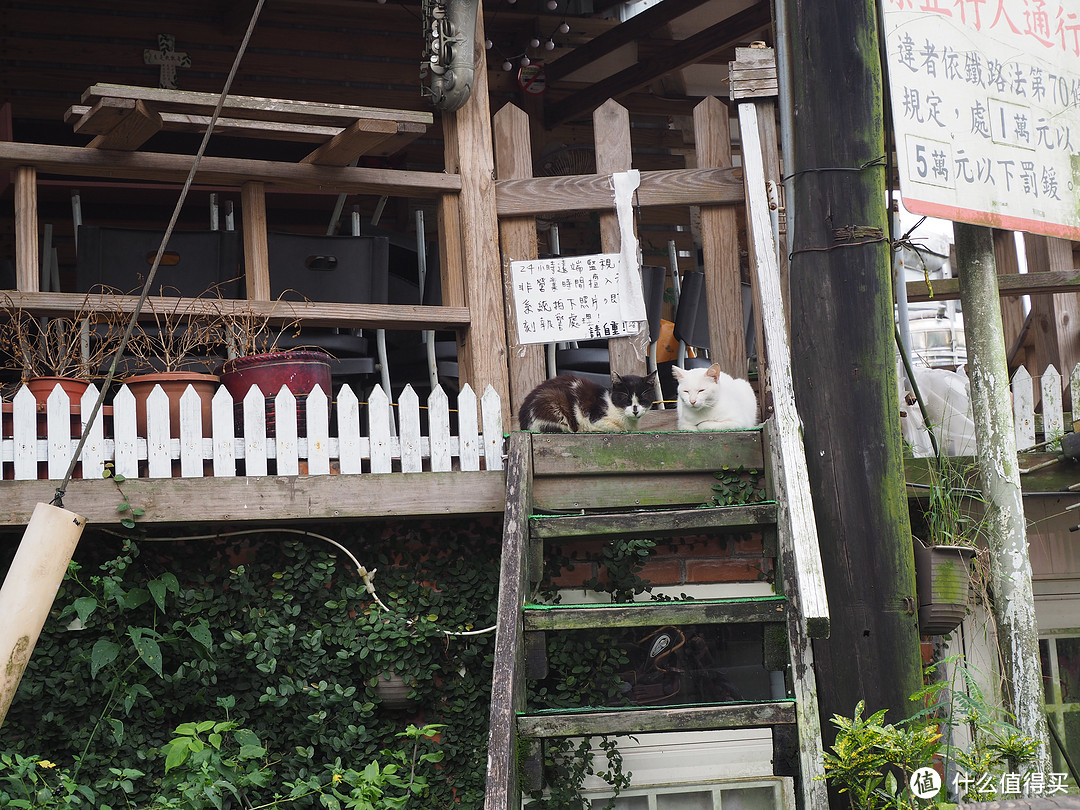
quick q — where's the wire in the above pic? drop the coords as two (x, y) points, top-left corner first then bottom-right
(53, 0), (268, 506)
(110, 525), (496, 637)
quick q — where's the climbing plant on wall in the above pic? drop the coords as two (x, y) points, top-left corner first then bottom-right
(0, 517), (502, 808)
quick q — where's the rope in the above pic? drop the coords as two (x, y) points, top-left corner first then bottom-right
(53, 0), (268, 506)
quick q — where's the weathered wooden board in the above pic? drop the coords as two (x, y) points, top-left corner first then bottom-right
(0, 142), (459, 198)
(0, 471), (506, 527)
(523, 595), (787, 630)
(517, 700), (797, 738)
(529, 502), (777, 539)
(531, 472), (722, 511)
(530, 430), (764, 476)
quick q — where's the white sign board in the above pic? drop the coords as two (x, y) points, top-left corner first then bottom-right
(882, 0), (1080, 240)
(510, 253), (640, 345)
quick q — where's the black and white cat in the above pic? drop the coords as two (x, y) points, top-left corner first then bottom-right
(518, 372), (658, 433)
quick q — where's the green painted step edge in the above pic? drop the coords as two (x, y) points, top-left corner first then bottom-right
(523, 595), (787, 611)
(518, 698), (796, 717)
(527, 499), (779, 521)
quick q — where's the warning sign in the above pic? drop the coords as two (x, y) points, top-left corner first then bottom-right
(517, 63), (547, 95)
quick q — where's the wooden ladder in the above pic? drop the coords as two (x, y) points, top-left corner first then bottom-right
(484, 47), (830, 809)
(485, 426), (830, 809)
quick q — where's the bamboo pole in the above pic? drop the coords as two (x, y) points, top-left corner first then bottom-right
(954, 222), (1052, 782)
(0, 503), (86, 728)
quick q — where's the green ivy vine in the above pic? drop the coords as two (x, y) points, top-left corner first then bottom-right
(0, 517), (502, 808)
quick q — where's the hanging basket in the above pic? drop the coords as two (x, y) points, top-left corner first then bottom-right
(914, 542), (976, 636)
(374, 670), (415, 710)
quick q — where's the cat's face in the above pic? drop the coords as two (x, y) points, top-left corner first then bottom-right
(610, 372), (658, 420)
(673, 365), (721, 408)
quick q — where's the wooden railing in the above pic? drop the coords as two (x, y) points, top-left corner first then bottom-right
(1, 381), (504, 481)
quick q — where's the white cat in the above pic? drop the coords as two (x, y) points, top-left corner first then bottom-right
(672, 363), (758, 431)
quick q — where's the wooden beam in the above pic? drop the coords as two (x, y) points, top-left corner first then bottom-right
(529, 502), (777, 539)
(544, 0), (720, 83)
(695, 96), (744, 377)
(518, 700), (796, 738)
(906, 269), (1080, 303)
(242, 180), (271, 301)
(545, 1), (772, 126)
(0, 471), (506, 528)
(442, 0), (512, 425)
(594, 100), (645, 376)
(530, 429), (764, 475)
(524, 596), (787, 630)
(87, 99), (164, 151)
(14, 166), (37, 292)
(495, 167), (745, 217)
(493, 104), (546, 417)
(2, 292), (471, 330)
(299, 118), (398, 166)
(0, 142), (461, 198)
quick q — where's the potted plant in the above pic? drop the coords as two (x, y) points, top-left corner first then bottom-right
(216, 299), (332, 436)
(911, 452), (982, 636)
(0, 290), (125, 404)
(120, 289), (225, 438)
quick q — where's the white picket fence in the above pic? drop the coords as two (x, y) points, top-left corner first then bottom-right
(1, 381), (505, 480)
(1011, 362), (1078, 451)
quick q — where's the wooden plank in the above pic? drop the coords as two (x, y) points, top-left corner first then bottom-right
(0, 142), (461, 198)
(493, 104), (546, 416)
(14, 166), (37, 292)
(484, 432), (532, 810)
(531, 430), (764, 476)
(545, 1), (772, 127)
(495, 167), (746, 218)
(739, 106), (830, 638)
(442, 2), (511, 427)
(300, 118), (399, 166)
(522, 596), (787, 630)
(529, 502), (777, 539)
(517, 700), (796, 738)
(241, 181), (271, 301)
(907, 270), (1080, 303)
(81, 83), (433, 127)
(993, 229), (1027, 360)
(87, 99), (164, 151)
(594, 99), (644, 376)
(694, 96), (744, 378)
(0, 471), (506, 527)
(532, 472), (723, 511)
(2, 292), (470, 331)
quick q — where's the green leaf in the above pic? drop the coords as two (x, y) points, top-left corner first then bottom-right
(148, 579), (167, 612)
(73, 596), (98, 625)
(186, 619), (213, 651)
(128, 627), (163, 678)
(90, 639), (121, 679)
(162, 739), (191, 773)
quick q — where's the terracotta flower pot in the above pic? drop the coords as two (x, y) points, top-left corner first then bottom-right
(219, 350), (332, 436)
(123, 370), (220, 439)
(25, 376), (91, 406)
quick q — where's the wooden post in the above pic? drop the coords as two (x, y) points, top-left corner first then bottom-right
(785, 0), (924, 751)
(441, 0), (511, 424)
(594, 99), (647, 377)
(241, 180), (271, 301)
(993, 229), (1028, 365)
(954, 222), (1052, 780)
(14, 166), (39, 292)
(1024, 234), (1080, 408)
(493, 104), (546, 416)
(693, 97), (744, 377)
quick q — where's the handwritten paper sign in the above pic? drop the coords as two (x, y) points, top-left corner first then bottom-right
(510, 253), (641, 344)
(881, 0), (1080, 240)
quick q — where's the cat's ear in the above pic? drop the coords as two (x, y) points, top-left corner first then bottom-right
(644, 370), (658, 384)
(671, 366), (686, 381)
(707, 364), (722, 381)
(611, 372), (624, 385)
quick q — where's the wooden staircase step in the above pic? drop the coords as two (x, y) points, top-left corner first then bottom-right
(529, 502), (777, 540)
(517, 700), (796, 738)
(523, 596), (787, 631)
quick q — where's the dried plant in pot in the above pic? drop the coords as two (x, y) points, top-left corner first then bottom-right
(912, 452), (983, 636)
(0, 289), (126, 405)
(216, 297), (332, 436)
(120, 289), (226, 438)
